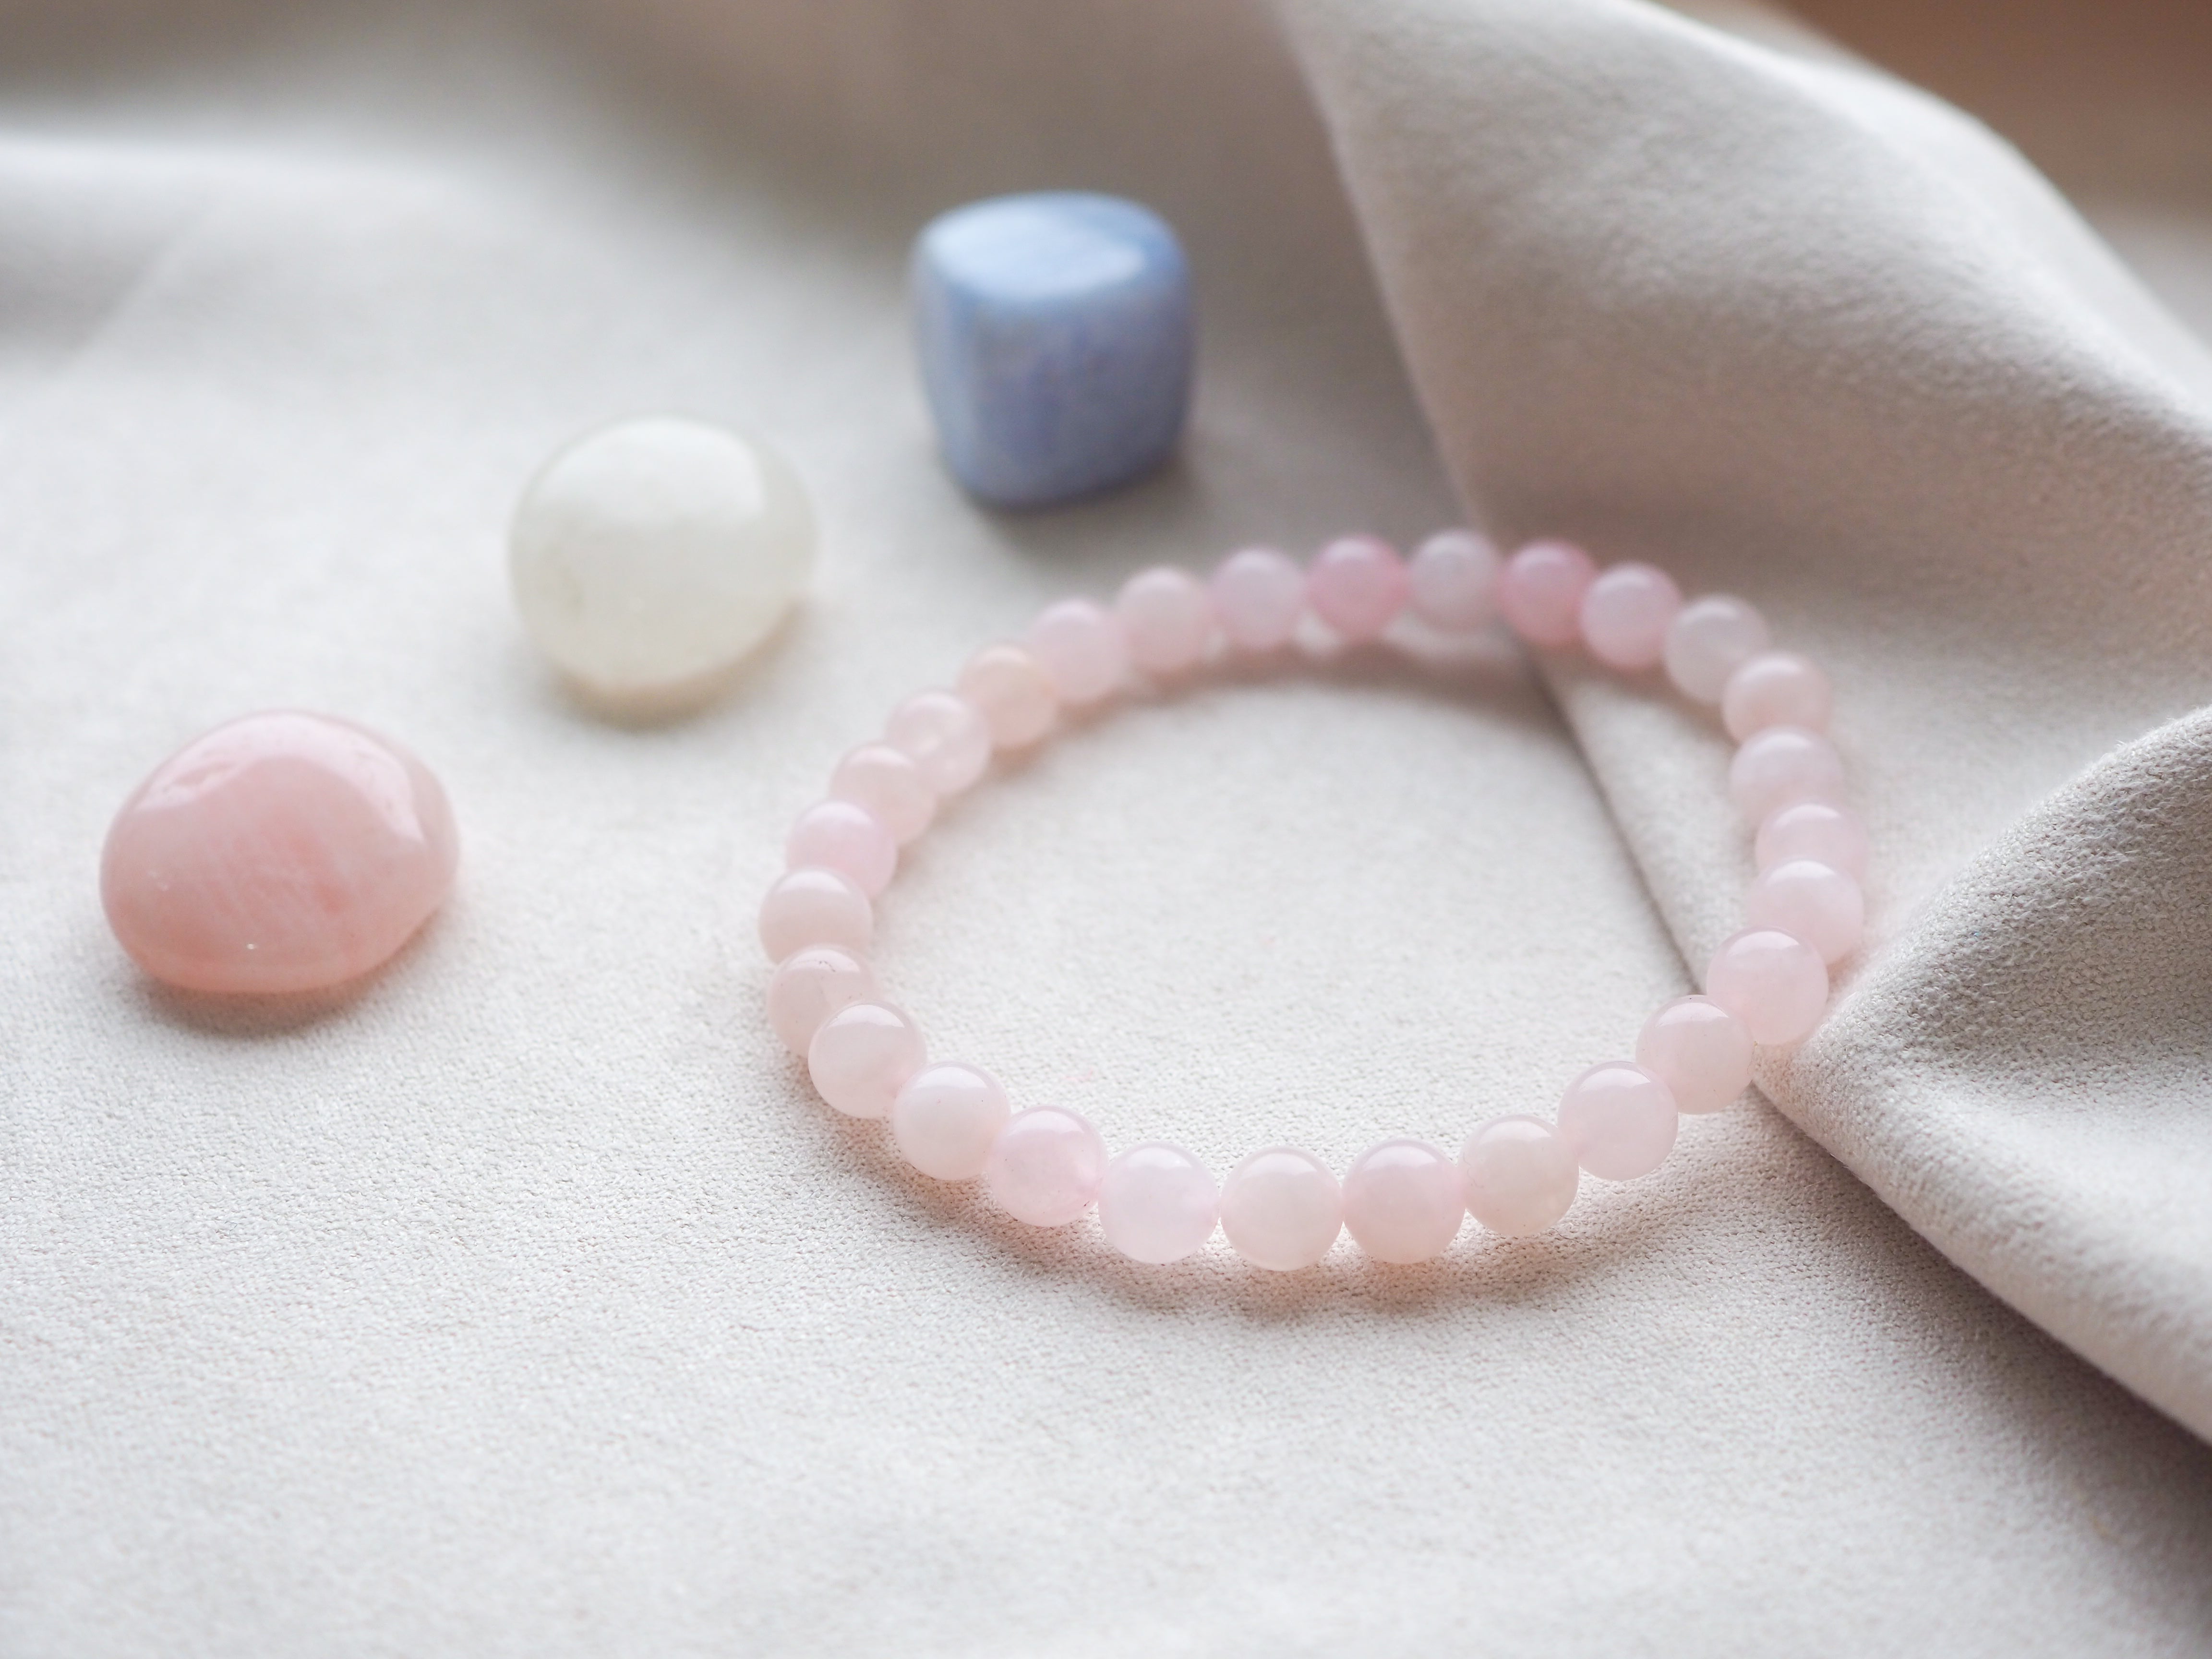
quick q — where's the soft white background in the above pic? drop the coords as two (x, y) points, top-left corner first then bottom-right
(3, 1), (2210, 1653)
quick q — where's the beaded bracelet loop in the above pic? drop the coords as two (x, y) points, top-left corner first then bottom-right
(761, 532), (1866, 1270)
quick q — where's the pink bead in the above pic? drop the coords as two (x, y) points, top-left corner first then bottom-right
(1729, 725), (1846, 822)
(890, 1062), (1010, 1181)
(1459, 1116), (1578, 1237)
(1556, 1062), (1678, 1181)
(1722, 650), (1833, 739)
(1705, 927), (1829, 1046)
(885, 689), (992, 796)
(758, 866), (873, 962)
(1306, 535), (1409, 643)
(830, 743), (935, 845)
(1406, 529), (1499, 632)
(1342, 1139), (1465, 1264)
(1746, 858), (1864, 964)
(1115, 566), (1214, 675)
(1497, 539), (1597, 647)
(1098, 1142), (1218, 1264)
(984, 1106), (1108, 1227)
(1209, 547), (1307, 651)
(1635, 995), (1753, 1115)
(1756, 801), (1869, 880)
(786, 799), (896, 898)
(1024, 598), (1129, 705)
(99, 711), (459, 996)
(1219, 1146), (1342, 1270)
(766, 944), (879, 1055)
(1578, 561), (1682, 671)
(1663, 595), (1770, 703)
(957, 644), (1058, 749)
(807, 1001), (926, 1118)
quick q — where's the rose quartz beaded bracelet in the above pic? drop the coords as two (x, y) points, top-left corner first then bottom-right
(761, 533), (1866, 1269)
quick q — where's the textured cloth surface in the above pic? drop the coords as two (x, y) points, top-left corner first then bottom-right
(2, 1), (2211, 1655)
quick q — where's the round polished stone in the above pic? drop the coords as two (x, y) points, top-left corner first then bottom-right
(1209, 547), (1306, 651)
(807, 1001), (926, 1119)
(785, 800), (896, 898)
(885, 689), (993, 796)
(101, 710), (459, 995)
(1729, 725), (1846, 822)
(766, 945), (879, 1056)
(1635, 995), (1753, 1114)
(1498, 539), (1597, 648)
(758, 866), (873, 963)
(829, 743), (935, 845)
(1342, 1139), (1466, 1263)
(1219, 1146), (1343, 1270)
(1116, 566), (1214, 674)
(957, 644), (1059, 749)
(1705, 927), (1828, 1046)
(1556, 1061), (1678, 1181)
(1746, 857), (1865, 964)
(1098, 1142), (1218, 1263)
(1755, 800), (1869, 880)
(1723, 650), (1833, 739)
(1459, 1115), (1578, 1237)
(1025, 598), (1129, 705)
(1579, 561), (1682, 671)
(1663, 595), (1770, 703)
(985, 1106), (1109, 1226)
(1308, 536), (1409, 643)
(891, 1062), (1011, 1181)
(1407, 529), (1500, 632)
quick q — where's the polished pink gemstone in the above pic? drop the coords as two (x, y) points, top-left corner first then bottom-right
(957, 643), (1058, 749)
(1342, 1139), (1465, 1263)
(891, 1062), (1011, 1181)
(1219, 1146), (1343, 1270)
(1459, 1116), (1578, 1236)
(766, 944), (878, 1055)
(1406, 529), (1500, 632)
(100, 710), (458, 995)
(984, 1106), (1108, 1226)
(807, 1000), (926, 1118)
(786, 799), (896, 897)
(1728, 725), (1846, 822)
(1635, 995), (1753, 1114)
(885, 689), (992, 795)
(1098, 1142), (1218, 1264)
(1025, 598), (1129, 705)
(1578, 562), (1682, 671)
(1209, 547), (1306, 651)
(1497, 540), (1597, 647)
(1705, 927), (1828, 1046)
(1663, 594), (1769, 703)
(1556, 1061), (1678, 1181)
(758, 866), (873, 962)
(829, 743), (935, 846)
(1116, 566), (1214, 675)
(1722, 650), (1833, 739)
(1755, 800), (1869, 880)
(1746, 858), (1865, 964)
(1307, 536), (1408, 643)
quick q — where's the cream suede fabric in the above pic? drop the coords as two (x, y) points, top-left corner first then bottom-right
(3, 1), (2211, 1654)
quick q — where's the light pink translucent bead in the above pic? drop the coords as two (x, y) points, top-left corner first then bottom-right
(890, 1062), (1010, 1181)
(766, 944), (879, 1055)
(807, 1000), (926, 1118)
(786, 799), (896, 898)
(1407, 529), (1499, 632)
(1729, 725), (1846, 822)
(1705, 927), (1829, 1046)
(957, 644), (1059, 749)
(1459, 1116), (1578, 1237)
(758, 866), (872, 962)
(1722, 650), (1833, 739)
(1024, 598), (1129, 706)
(1209, 547), (1306, 651)
(885, 689), (992, 796)
(1579, 561), (1682, 671)
(1635, 995), (1753, 1115)
(1220, 1146), (1343, 1270)
(1307, 536), (1409, 643)
(1115, 566), (1214, 675)
(1098, 1142), (1218, 1264)
(1342, 1139), (1465, 1264)
(1556, 1062), (1678, 1181)
(1498, 539), (1597, 648)
(830, 743), (935, 845)
(1664, 595), (1770, 703)
(1756, 800), (1869, 880)
(1746, 858), (1864, 964)
(984, 1106), (1108, 1227)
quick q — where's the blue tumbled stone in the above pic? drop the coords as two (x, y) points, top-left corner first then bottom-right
(911, 191), (1194, 509)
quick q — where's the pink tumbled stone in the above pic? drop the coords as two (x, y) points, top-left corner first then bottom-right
(1556, 1061), (1679, 1181)
(1497, 540), (1597, 648)
(1219, 1146), (1343, 1270)
(758, 866), (873, 962)
(984, 1106), (1108, 1227)
(957, 643), (1058, 750)
(830, 743), (935, 845)
(807, 1000), (926, 1118)
(1342, 1139), (1465, 1264)
(891, 1062), (1011, 1181)
(1308, 536), (1409, 643)
(1025, 598), (1129, 705)
(1705, 927), (1828, 1046)
(1098, 1142), (1218, 1264)
(1406, 529), (1500, 632)
(1459, 1116), (1578, 1237)
(1663, 595), (1771, 703)
(1729, 725), (1846, 823)
(1722, 650), (1833, 740)
(1578, 562), (1683, 672)
(786, 799), (896, 898)
(1635, 995), (1753, 1115)
(766, 944), (879, 1055)
(1209, 547), (1307, 651)
(1116, 566), (1214, 675)
(1746, 858), (1865, 964)
(885, 688), (992, 796)
(1756, 800), (1869, 880)
(100, 710), (458, 995)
